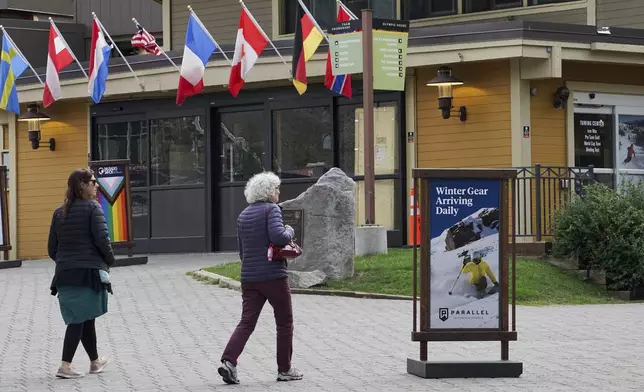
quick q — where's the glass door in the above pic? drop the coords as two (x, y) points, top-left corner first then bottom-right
(615, 106), (644, 189)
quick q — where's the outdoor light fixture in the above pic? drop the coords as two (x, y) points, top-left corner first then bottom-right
(426, 66), (467, 121)
(18, 103), (53, 150)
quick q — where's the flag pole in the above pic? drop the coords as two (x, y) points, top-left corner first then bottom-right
(131, 18), (180, 72)
(49, 18), (89, 79)
(0, 26), (44, 86)
(297, 0), (329, 44)
(187, 5), (232, 65)
(92, 13), (145, 91)
(240, 0), (291, 80)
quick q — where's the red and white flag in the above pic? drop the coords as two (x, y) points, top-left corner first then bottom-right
(228, 7), (268, 97)
(43, 22), (74, 108)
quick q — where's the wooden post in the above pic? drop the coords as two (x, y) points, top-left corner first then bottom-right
(362, 9), (375, 225)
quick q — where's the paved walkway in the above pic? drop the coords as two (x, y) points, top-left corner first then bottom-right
(1, 254), (643, 392)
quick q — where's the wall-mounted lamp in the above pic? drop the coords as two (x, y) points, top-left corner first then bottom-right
(426, 66), (467, 121)
(18, 103), (54, 150)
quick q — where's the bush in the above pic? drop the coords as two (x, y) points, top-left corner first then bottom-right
(552, 181), (644, 291)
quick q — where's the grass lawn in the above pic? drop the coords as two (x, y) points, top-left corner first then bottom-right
(203, 248), (625, 306)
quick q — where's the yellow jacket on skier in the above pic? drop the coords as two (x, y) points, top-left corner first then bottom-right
(462, 259), (498, 285)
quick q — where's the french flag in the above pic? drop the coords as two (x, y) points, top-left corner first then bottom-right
(176, 13), (217, 105)
(88, 18), (112, 104)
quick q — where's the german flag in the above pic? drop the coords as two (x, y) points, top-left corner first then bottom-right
(291, 1), (324, 95)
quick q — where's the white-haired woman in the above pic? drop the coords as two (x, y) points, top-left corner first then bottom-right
(218, 171), (303, 384)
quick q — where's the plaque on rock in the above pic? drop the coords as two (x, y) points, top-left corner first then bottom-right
(282, 209), (304, 244)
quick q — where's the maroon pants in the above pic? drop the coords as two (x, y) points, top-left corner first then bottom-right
(221, 277), (293, 372)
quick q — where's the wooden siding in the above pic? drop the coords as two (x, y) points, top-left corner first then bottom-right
(517, 8), (587, 24)
(171, 0), (272, 49)
(75, 0), (163, 37)
(531, 79), (567, 166)
(16, 102), (89, 260)
(416, 60), (512, 168)
(597, 0), (644, 29)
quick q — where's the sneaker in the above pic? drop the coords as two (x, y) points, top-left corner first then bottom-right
(89, 357), (110, 374)
(218, 360), (240, 384)
(55, 363), (84, 379)
(277, 367), (303, 382)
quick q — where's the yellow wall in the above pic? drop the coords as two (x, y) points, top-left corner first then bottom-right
(531, 79), (567, 166)
(17, 101), (89, 260)
(416, 60), (512, 168)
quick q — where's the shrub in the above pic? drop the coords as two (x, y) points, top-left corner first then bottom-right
(551, 181), (644, 291)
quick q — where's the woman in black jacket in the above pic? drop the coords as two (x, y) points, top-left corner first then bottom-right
(48, 168), (116, 379)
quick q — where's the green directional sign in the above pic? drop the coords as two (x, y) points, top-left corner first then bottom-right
(372, 19), (409, 92)
(329, 31), (363, 76)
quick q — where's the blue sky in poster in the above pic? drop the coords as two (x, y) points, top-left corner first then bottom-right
(429, 179), (501, 238)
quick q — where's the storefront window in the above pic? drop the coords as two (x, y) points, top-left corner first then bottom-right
(95, 121), (149, 188)
(463, 0), (521, 13)
(131, 191), (149, 239)
(338, 102), (399, 177)
(402, 0), (457, 19)
(150, 116), (205, 186)
(272, 107), (333, 178)
(573, 113), (613, 169)
(220, 110), (266, 182)
(617, 115), (644, 171)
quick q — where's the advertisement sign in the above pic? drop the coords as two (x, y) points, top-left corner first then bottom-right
(428, 178), (502, 329)
(89, 160), (133, 246)
(372, 18), (409, 91)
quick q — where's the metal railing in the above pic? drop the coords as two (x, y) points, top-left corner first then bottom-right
(512, 164), (596, 241)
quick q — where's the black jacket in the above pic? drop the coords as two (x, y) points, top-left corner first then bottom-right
(48, 199), (116, 274)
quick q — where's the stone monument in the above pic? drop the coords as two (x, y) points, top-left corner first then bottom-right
(280, 168), (356, 288)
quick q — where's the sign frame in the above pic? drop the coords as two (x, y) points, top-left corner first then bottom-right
(372, 17), (409, 92)
(88, 159), (135, 255)
(0, 165), (21, 269)
(408, 168), (522, 379)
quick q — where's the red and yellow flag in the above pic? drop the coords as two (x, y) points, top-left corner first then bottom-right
(291, 2), (324, 95)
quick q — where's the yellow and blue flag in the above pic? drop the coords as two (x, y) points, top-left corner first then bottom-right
(0, 34), (28, 114)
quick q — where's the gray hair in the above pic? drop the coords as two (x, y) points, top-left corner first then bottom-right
(244, 171), (281, 204)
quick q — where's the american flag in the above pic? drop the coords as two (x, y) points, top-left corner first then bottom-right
(131, 24), (161, 55)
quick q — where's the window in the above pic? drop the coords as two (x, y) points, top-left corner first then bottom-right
(131, 191), (149, 239)
(280, 0), (395, 35)
(338, 102), (399, 176)
(529, 0), (576, 4)
(463, 0), (522, 13)
(150, 116), (206, 186)
(272, 107), (333, 178)
(402, 0), (457, 20)
(95, 121), (149, 188)
(573, 113), (613, 169)
(220, 110), (266, 182)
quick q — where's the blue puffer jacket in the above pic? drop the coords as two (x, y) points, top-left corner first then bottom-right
(238, 201), (294, 283)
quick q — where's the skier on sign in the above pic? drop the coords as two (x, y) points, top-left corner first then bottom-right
(461, 251), (499, 299)
(623, 143), (636, 165)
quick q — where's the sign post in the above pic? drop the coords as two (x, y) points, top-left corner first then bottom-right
(409, 168), (522, 378)
(329, 11), (409, 228)
(88, 159), (148, 267)
(0, 166), (21, 269)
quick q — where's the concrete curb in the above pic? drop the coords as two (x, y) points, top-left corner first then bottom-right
(191, 269), (412, 301)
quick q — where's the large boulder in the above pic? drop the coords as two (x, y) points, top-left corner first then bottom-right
(280, 168), (356, 286)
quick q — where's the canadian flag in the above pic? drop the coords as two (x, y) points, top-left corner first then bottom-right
(43, 23), (74, 108)
(228, 7), (268, 98)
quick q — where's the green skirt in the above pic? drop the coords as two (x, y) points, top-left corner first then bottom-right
(57, 285), (108, 325)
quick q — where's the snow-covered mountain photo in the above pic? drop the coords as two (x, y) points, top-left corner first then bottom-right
(618, 115), (644, 171)
(429, 207), (501, 329)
